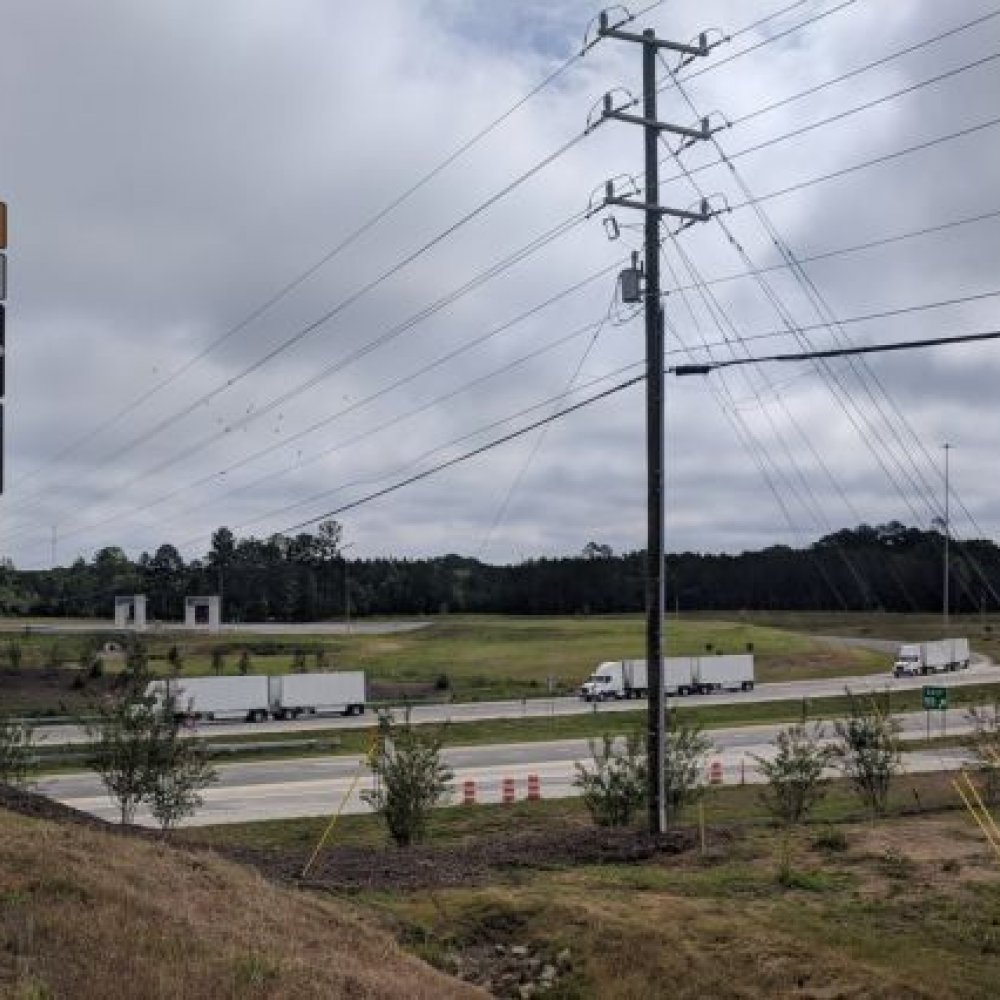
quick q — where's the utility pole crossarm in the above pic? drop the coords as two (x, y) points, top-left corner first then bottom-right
(604, 195), (711, 222)
(602, 107), (710, 141)
(599, 19), (707, 57)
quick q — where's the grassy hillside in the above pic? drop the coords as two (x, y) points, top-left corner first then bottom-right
(0, 795), (479, 999)
(0, 614), (889, 714)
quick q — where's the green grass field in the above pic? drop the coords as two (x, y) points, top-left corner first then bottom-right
(181, 771), (1000, 998)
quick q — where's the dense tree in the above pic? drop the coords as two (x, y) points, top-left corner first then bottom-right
(1, 522), (997, 620)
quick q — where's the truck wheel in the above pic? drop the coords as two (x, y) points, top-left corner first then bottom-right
(741, 681), (754, 692)
(678, 686), (690, 697)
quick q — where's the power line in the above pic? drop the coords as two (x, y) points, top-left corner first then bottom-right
(672, 328), (1000, 374)
(7, 23), (602, 494)
(669, 288), (1000, 355)
(661, 50), (1000, 188)
(731, 9), (1000, 127)
(728, 114), (1000, 211)
(277, 323), (996, 535)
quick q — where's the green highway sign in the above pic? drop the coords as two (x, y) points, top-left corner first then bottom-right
(922, 685), (948, 711)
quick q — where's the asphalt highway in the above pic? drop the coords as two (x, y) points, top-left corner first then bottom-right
(33, 655), (999, 746)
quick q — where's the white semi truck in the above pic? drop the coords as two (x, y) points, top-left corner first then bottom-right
(892, 638), (970, 677)
(580, 655), (754, 701)
(147, 671), (367, 722)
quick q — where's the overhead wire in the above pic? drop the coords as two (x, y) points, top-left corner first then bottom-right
(267, 323), (994, 538)
(665, 56), (1000, 606)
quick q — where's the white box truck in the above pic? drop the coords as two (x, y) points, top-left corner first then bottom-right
(893, 638), (970, 677)
(148, 676), (271, 722)
(694, 654), (755, 693)
(269, 671), (366, 718)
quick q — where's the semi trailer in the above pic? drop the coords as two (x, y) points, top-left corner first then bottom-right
(147, 671), (366, 722)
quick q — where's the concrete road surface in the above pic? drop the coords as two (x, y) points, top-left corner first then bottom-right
(38, 709), (977, 828)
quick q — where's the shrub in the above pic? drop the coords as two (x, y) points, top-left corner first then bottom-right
(0, 715), (35, 786)
(86, 689), (217, 829)
(753, 722), (832, 826)
(831, 690), (902, 819)
(211, 648), (226, 675)
(663, 714), (713, 825)
(238, 651), (251, 675)
(360, 710), (453, 847)
(574, 731), (646, 827)
(5, 640), (22, 671)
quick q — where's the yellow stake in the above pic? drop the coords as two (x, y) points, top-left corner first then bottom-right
(963, 771), (1000, 848)
(952, 773), (1000, 862)
(300, 730), (379, 880)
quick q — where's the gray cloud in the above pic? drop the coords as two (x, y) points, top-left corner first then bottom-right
(1, 0), (998, 570)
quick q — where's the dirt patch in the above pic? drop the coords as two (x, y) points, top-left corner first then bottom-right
(0, 666), (118, 715)
(851, 814), (993, 864)
(212, 825), (708, 893)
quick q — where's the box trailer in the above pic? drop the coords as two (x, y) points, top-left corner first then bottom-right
(693, 654), (755, 693)
(148, 676), (271, 722)
(269, 671), (366, 718)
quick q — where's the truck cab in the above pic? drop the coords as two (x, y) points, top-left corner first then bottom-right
(580, 665), (621, 702)
(893, 644), (922, 677)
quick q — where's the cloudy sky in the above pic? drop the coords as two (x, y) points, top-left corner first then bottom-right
(1, 0), (998, 569)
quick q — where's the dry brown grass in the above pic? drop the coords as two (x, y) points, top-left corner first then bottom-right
(0, 808), (483, 1000)
(372, 812), (1000, 999)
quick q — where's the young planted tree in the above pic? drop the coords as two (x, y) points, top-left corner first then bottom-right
(86, 692), (162, 825)
(292, 649), (308, 674)
(574, 731), (646, 827)
(86, 689), (217, 828)
(0, 716), (35, 787)
(753, 722), (833, 826)
(663, 714), (713, 825)
(361, 710), (453, 847)
(123, 637), (150, 691)
(145, 710), (217, 832)
(238, 650), (252, 675)
(167, 644), (184, 676)
(211, 647), (226, 676)
(5, 639), (22, 672)
(831, 691), (902, 819)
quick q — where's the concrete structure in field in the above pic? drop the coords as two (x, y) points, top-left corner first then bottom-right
(184, 595), (221, 630)
(113, 595), (147, 630)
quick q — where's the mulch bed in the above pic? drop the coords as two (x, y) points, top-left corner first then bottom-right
(1, 782), (718, 893)
(219, 825), (703, 892)
(0, 782), (119, 831)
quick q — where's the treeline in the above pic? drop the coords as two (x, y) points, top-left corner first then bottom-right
(0, 521), (997, 620)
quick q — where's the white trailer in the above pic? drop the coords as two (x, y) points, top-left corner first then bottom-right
(693, 654), (755, 693)
(269, 671), (366, 718)
(148, 676), (271, 722)
(893, 638), (970, 677)
(662, 658), (697, 697)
